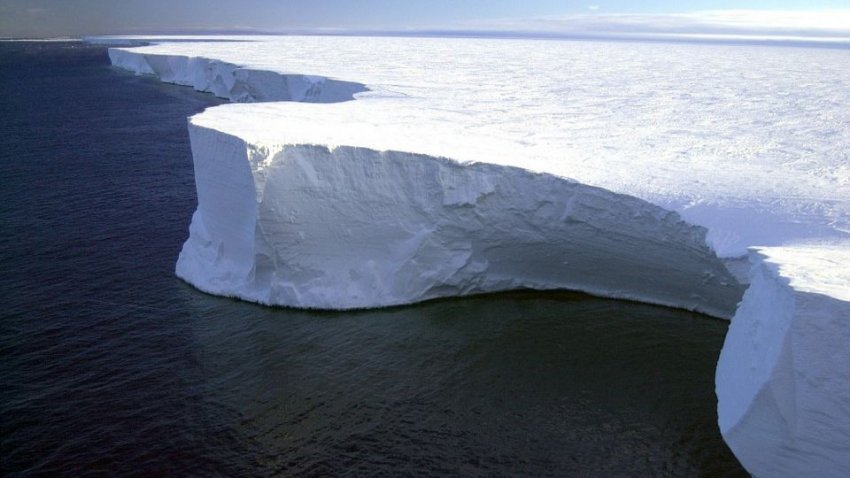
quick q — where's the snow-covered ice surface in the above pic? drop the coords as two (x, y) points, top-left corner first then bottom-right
(102, 35), (850, 476)
(106, 35), (850, 258)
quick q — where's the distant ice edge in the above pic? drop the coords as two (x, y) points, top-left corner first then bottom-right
(108, 48), (367, 103)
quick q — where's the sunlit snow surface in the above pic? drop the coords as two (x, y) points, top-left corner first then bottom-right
(107, 35), (850, 257)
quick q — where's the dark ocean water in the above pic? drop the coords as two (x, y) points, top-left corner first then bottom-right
(0, 41), (746, 477)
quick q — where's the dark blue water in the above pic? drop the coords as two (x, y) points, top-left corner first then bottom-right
(0, 41), (746, 477)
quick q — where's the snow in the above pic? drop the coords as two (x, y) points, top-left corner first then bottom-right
(100, 35), (850, 476)
(105, 35), (850, 258)
(717, 242), (850, 477)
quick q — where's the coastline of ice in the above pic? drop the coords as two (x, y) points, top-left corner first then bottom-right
(179, 120), (741, 316)
(108, 48), (366, 103)
(102, 36), (850, 476)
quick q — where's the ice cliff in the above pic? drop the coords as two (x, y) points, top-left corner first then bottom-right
(717, 244), (850, 477)
(179, 122), (740, 316)
(106, 38), (850, 477)
(108, 48), (366, 103)
(107, 45), (741, 317)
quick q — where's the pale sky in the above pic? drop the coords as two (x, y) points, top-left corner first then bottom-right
(1, 0), (849, 38)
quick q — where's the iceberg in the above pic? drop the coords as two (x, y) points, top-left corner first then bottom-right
(102, 36), (850, 260)
(102, 35), (850, 476)
(109, 43), (742, 316)
(179, 116), (740, 315)
(717, 243), (850, 476)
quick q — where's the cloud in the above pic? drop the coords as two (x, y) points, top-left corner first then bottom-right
(681, 9), (850, 34)
(27, 7), (48, 15)
(455, 9), (850, 39)
(588, 5), (599, 11)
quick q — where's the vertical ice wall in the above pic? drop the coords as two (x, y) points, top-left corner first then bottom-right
(108, 48), (366, 103)
(176, 123), (743, 316)
(717, 245), (850, 477)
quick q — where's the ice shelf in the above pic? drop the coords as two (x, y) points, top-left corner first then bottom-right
(104, 36), (850, 477)
(179, 121), (742, 316)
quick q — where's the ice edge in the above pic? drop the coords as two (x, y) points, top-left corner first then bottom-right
(108, 47), (368, 103)
(108, 45), (743, 319)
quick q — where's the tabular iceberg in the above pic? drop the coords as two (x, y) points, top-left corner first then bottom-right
(178, 122), (741, 316)
(103, 36), (850, 477)
(108, 44), (741, 316)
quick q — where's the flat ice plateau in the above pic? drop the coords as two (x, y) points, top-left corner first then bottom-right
(103, 35), (850, 476)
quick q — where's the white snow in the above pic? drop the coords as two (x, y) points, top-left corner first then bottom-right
(105, 35), (850, 258)
(100, 35), (850, 476)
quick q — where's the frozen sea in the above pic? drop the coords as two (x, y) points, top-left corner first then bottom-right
(0, 41), (747, 476)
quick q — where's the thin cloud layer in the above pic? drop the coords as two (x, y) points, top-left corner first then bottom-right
(457, 9), (850, 39)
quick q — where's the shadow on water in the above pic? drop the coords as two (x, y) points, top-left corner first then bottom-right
(177, 287), (746, 477)
(0, 41), (746, 476)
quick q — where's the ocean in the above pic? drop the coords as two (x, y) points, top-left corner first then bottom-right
(0, 41), (745, 476)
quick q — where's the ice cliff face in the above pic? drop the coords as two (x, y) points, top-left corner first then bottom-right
(105, 37), (850, 259)
(178, 123), (741, 316)
(108, 48), (366, 103)
(717, 244), (850, 477)
(108, 45), (742, 317)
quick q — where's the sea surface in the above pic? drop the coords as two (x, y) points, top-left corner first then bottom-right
(0, 41), (746, 476)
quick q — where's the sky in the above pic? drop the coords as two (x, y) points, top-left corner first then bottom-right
(1, 0), (849, 38)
